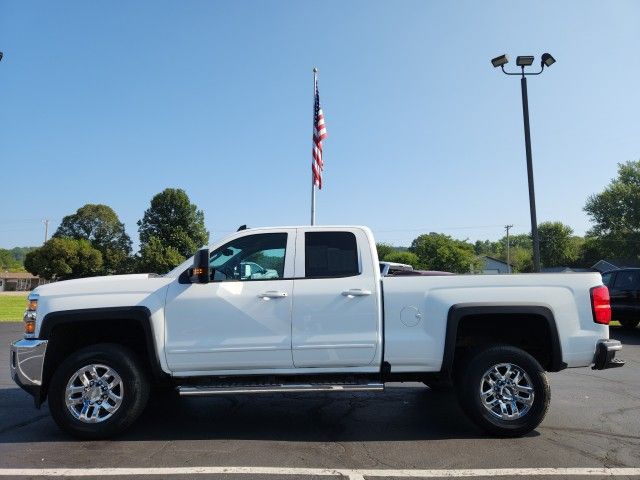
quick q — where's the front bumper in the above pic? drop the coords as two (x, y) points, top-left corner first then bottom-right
(10, 339), (48, 401)
(592, 339), (624, 370)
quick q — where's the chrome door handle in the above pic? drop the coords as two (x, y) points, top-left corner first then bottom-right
(342, 289), (372, 297)
(258, 291), (288, 299)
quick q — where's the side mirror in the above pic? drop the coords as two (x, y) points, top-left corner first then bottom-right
(189, 248), (210, 284)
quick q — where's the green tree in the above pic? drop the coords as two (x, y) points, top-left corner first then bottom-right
(584, 160), (640, 260)
(376, 243), (395, 261)
(24, 238), (103, 280)
(474, 240), (497, 256)
(0, 247), (38, 272)
(54, 204), (132, 274)
(384, 251), (419, 267)
(507, 246), (534, 273)
(9, 247), (37, 265)
(135, 236), (185, 274)
(507, 233), (533, 250)
(499, 233), (534, 272)
(137, 188), (209, 273)
(409, 233), (481, 273)
(0, 249), (22, 271)
(538, 221), (580, 268)
(580, 235), (617, 266)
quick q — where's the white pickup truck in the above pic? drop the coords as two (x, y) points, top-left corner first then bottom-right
(11, 225), (624, 439)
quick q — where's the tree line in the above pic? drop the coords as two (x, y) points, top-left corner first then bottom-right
(377, 160), (640, 273)
(0, 247), (37, 271)
(23, 188), (208, 280)
(11, 160), (640, 279)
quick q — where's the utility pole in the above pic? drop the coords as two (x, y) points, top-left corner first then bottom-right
(505, 224), (513, 273)
(43, 219), (49, 244)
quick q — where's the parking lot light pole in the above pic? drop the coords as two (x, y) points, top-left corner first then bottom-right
(491, 53), (555, 273)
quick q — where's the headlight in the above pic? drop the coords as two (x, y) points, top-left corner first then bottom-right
(24, 295), (38, 338)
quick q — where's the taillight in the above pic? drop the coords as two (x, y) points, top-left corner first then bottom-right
(590, 285), (611, 325)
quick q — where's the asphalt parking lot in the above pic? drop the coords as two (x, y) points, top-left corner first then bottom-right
(1, 322), (639, 479)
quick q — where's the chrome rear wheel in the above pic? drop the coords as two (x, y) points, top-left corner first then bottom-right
(456, 345), (550, 437)
(479, 363), (534, 420)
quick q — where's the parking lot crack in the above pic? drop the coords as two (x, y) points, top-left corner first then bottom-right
(147, 440), (172, 461)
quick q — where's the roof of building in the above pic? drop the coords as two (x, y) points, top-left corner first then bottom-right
(541, 266), (594, 273)
(0, 272), (39, 279)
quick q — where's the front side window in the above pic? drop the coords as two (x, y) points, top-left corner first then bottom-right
(209, 233), (287, 281)
(305, 231), (359, 278)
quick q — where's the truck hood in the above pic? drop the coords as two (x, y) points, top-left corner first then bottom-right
(33, 274), (174, 298)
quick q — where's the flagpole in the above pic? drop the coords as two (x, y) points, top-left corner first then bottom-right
(310, 67), (318, 226)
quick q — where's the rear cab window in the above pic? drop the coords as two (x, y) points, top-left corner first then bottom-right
(305, 231), (359, 278)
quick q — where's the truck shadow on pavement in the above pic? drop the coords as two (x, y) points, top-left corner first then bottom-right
(0, 386), (533, 443)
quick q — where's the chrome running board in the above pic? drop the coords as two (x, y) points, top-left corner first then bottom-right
(178, 382), (384, 396)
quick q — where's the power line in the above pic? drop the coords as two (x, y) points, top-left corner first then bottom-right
(373, 224), (515, 233)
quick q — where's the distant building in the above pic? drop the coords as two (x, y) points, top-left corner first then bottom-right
(481, 256), (513, 274)
(0, 272), (47, 292)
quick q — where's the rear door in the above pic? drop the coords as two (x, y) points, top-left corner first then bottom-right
(291, 228), (381, 368)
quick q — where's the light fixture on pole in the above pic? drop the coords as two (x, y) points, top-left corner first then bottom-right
(491, 53), (556, 273)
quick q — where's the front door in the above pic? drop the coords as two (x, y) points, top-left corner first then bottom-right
(291, 229), (381, 368)
(164, 230), (296, 373)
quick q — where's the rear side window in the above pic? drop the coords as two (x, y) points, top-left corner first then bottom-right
(613, 270), (640, 290)
(305, 232), (359, 278)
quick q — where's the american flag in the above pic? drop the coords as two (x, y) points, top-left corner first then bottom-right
(312, 78), (327, 189)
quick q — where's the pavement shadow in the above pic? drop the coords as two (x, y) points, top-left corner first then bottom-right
(0, 386), (541, 443)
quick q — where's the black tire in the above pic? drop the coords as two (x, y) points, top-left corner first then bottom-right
(455, 345), (550, 437)
(48, 343), (150, 440)
(619, 318), (640, 330)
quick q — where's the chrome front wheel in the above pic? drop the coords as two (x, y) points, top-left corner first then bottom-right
(65, 364), (124, 423)
(49, 344), (149, 439)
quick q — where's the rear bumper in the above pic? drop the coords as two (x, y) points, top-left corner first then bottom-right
(10, 339), (48, 402)
(592, 339), (624, 370)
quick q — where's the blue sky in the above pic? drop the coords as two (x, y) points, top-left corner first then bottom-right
(1, 1), (639, 249)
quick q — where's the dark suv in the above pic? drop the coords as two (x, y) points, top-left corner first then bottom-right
(602, 268), (640, 329)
